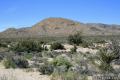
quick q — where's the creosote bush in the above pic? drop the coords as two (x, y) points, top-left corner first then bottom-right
(68, 32), (82, 45)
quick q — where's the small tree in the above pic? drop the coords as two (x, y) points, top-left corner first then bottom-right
(68, 32), (82, 46)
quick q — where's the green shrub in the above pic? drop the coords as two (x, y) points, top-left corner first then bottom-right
(50, 42), (64, 50)
(68, 33), (82, 45)
(3, 56), (29, 69)
(52, 56), (72, 69)
(24, 53), (33, 59)
(38, 63), (54, 75)
(10, 40), (43, 52)
(0, 43), (7, 48)
(3, 58), (16, 69)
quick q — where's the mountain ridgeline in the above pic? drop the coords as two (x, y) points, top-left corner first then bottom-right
(0, 18), (120, 38)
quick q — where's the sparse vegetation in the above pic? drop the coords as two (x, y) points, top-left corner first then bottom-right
(0, 74), (17, 80)
(50, 42), (64, 50)
(91, 40), (120, 73)
(51, 71), (77, 80)
(0, 35), (120, 80)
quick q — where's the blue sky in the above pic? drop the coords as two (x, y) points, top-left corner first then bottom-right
(0, 0), (120, 31)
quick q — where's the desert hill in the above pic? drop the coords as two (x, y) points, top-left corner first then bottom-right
(0, 18), (120, 38)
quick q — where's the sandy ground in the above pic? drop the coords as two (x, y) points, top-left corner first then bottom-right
(64, 44), (98, 54)
(0, 62), (50, 80)
(77, 47), (98, 54)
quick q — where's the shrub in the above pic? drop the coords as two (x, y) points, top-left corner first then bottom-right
(81, 41), (92, 48)
(50, 42), (64, 50)
(38, 63), (54, 75)
(70, 45), (77, 54)
(95, 40), (106, 44)
(0, 43), (7, 48)
(42, 51), (54, 58)
(3, 58), (16, 69)
(3, 56), (29, 69)
(42, 51), (61, 58)
(10, 40), (43, 52)
(52, 56), (72, 69)
(44, 46), (48, 51)
(68, 32), (82, 45)
(24, 53), (33, 59)
(0, 55), (3, 61)
(110, 40), (120, 59)
(13, 56), (29, 68)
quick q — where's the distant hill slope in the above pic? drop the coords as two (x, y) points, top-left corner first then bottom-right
(0, 18), (120, 38)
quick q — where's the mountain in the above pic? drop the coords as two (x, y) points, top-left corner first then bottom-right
(0, 17), (120, 38)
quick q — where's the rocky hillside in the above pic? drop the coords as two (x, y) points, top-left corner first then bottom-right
(0, 18), (120, 38)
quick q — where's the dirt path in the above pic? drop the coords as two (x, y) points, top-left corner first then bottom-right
(0, 62), (50, 80)
(0, 68), (50, 80)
